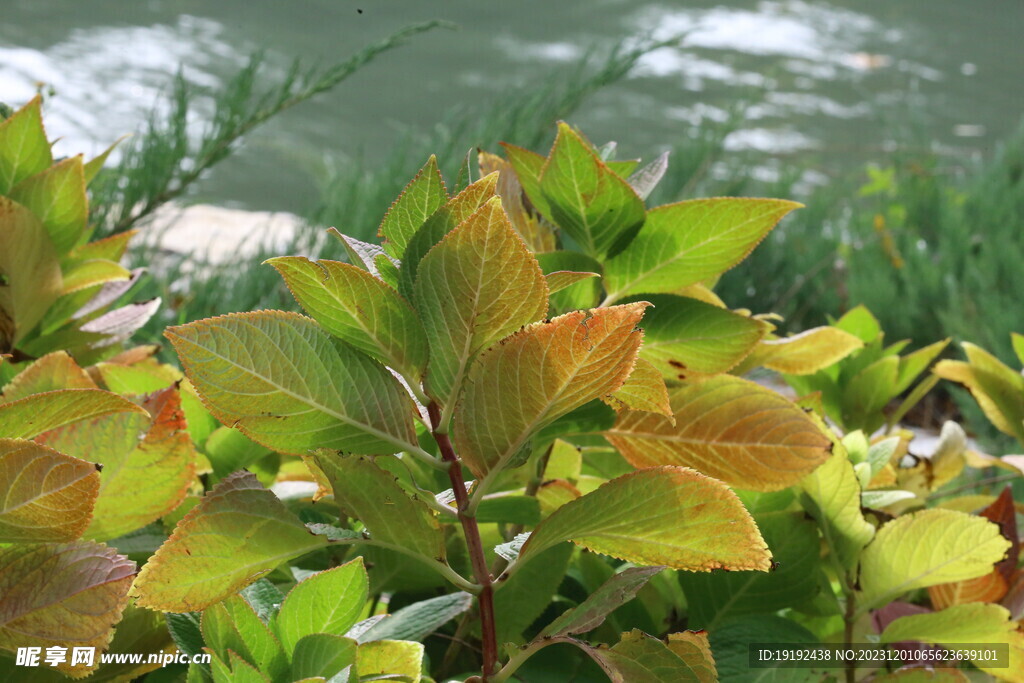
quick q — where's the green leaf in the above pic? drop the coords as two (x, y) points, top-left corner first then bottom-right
(535, 251), (603, 315)
(492, 543), (573, 645)
(454, 303), (648, 477)
(537, 122), (646, 258)
(329, 227), (394, 277)
(414, 197), (549, 406)
(545, 270), (599, 293)
(606, 375), (832, 492)
(82, 136), (125, 186)
(290, 634), (357, 680)
(478, 149), (556, 253)
(799, 440), (875, 570)
(130, 471), (328, 612)
(834, 305), (881, 343)
(0, 388), (149, 440)
(166, 612), (205, 659)
(268, 256), (428, 381)
(356, 640), (423, 682)
(0, 196), (62, 345)
(679, 512), (821, 628)
(501, 142), (553, 220)
(0, 438), (100, 542)
(542, 565), (664, 637)
(535, 399), (617, 446)
(379, 155), (447, 258)
(204, 426), (273, 480)
(397, 172), (499, 301)
(38, 386), (196, 540)
(880, 603), (1024, 676)
(858, 508), (1011, 608)
(275, 558), (368, 652)
(166, 311), (419, 457)
(518, 466), (771, 571)
(359, 592), (472, 642)
(475, 495), (541, 525)
(1, 351), (96, 401)
(708, 615), (819, 683)
(0, 540), (134, 675)
(1012, 332), (1024, 368)
(201, 595), (288, 682)
(589, 629), (718, 682)
(315, 452), (445, 562)
(628, 294), (769, 379)
(0, 96), (52, 194)
(8, 155), (88, 255)
(894, 339), (949, 394)
(604, 198), (801, 302)
(841, 355), (899, 430)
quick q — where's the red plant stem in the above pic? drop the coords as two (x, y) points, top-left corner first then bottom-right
(427, 403), (498, 679)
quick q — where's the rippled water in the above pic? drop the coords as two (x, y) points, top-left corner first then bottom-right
(1, 0), (1020, 212)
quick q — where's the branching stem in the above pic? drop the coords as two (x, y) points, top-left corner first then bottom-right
(428, 402), (499, 679)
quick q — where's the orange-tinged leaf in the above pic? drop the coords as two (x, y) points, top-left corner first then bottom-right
(0, 196), (62, 345)
(415, 198), (549, 406)
(0, 438), (100, 542)
(665, 631), (717, 683)
(1, 351), (96, 402)
(536, 479), (582, 519)
(37, 386), (196, 540)
(131, 471), (328, 612)
(606, 356), (672, 418)
(9, 155), (88, 255)
(378, 155), (447, 258)
(0, 540), (134, 674)
(982, 487), (1020, 582)
(267, 256), (428, 380)
(0, 95), (51, 193)
(929, 569), (1008, 609)
(454, 303), (649, 477)
(751, 326), (865, 375)
(606, 375), (831, 492)
(166, 311), (419, 457)
(596, 629), (718, 683)
(0, 389), (148, 440)
(518, 466), (771, 571)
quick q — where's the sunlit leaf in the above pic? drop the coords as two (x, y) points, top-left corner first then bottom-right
(881, 603), (1024, 681)
(0, 389), (148, 440)
(934, 343), (1024, 444)
(131, 471), (328, 612)
(0, 438), (99, 542)
(356, 640), (423, 683)
(37, 386), (196, 540)
(588, 629), (718, 682)
(276, 558), (367, 651)
(800, 440), (875, 569)
(0, 540), (134, 675)
(59, 258), (132, 296)
(0, 96), (51, 193)
(478, 149), (556, 253)
(379, 155), (447, 258)
(0, 196), (62, 345)
(536, 122), (646, 258)
(1, 351), (96, 401)
(202, 595), (288, 681)
(315, 451), (445, 561)
(536, 250), (603, 315)
(415, 197), (548, 406)
(166, 311), (419, 456)
(750, 327), (865, 375)
(454, 303), (648, 476)
(8, 155), (88, 255)
(518, 466), (770, 571)
(607, 375), (831, 492)
(858, 508), (1011, 608)
(834, 304), (881, 343)
(607, 357), (672, 418)
(267, 256), (428, 380)
(604, 198), (801, 302)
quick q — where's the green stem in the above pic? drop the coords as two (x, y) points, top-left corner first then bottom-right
(428, 402), (499, 680)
